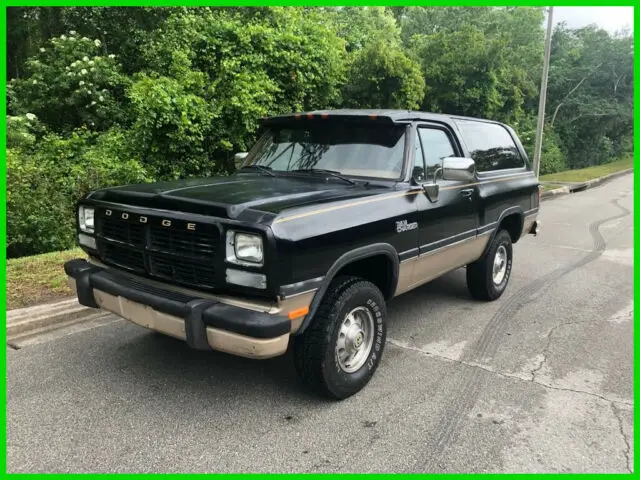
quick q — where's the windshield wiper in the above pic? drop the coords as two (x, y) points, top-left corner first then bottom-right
(291, 168), (355, 185)
(239, 165), (276, 177)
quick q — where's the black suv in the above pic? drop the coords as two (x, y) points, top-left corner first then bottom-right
(65, 109), (540, 399)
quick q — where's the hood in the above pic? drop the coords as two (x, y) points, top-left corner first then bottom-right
(86, 173), (391, 223)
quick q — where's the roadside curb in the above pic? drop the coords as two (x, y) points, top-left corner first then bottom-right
(6, 297), (107, 343)
(541, 168), (633, 200)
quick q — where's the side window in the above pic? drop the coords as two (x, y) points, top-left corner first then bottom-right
(418, 127), (456, 181)
(455, 120), (525, 172)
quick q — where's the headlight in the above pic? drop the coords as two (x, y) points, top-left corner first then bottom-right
(226, 231), (264, 266)
(79, 206), (95, 233)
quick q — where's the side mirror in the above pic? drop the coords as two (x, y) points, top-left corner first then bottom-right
(234, 152), (248, 169)
(441, 157), (475, 182)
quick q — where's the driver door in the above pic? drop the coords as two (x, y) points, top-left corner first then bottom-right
(411, 123), (480, 287)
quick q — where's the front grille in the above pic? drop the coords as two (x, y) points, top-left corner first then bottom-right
(150, 251), (217, 288)
(149, 223), (218, 257)
(96, 207), (221, 290)
(102, 218), (145, 245)
(102, 243), (146, 272)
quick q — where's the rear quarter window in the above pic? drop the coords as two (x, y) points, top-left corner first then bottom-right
(455, 119), (526, 172)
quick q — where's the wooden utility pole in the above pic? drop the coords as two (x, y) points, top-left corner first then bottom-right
(533, 6), (554, 178)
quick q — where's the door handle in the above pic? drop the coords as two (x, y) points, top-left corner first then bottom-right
(460, 188), (474, 199)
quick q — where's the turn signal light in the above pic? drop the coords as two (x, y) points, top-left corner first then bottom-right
(288, 306), (309, 320)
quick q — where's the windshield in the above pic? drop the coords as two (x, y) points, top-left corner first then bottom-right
(244, 122), (407, 180)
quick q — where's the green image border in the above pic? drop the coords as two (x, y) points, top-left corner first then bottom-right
(1, 1), (636, 477)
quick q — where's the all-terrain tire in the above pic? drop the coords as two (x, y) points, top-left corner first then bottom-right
(466, 229), (513, 301)
(292, 275), (387, 400)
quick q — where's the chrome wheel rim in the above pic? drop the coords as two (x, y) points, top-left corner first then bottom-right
(492, 245), (508, 285)
(335, 306), (375, 373)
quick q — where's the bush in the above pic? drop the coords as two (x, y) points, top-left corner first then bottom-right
(7, 30), (131, 133)
(6, 128), (150, 258)
(516, 119), (566, 175)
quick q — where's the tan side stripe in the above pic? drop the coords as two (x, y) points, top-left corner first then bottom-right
(274, 172), (535, 224)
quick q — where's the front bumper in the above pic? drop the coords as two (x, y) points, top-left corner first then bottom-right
(64, 259), (291, 359)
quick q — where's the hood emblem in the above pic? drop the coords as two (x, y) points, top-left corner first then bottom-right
(104, 208), (197, 231)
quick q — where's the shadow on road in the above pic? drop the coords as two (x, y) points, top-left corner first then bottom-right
(92, 269), (473, 405)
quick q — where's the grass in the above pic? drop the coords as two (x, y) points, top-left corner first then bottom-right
(540, 156), (633, 183)
(6, 247), (86, 310)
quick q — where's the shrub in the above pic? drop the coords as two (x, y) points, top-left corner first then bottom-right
(6, 128), (150, 258)
(7, 30), (131, 133)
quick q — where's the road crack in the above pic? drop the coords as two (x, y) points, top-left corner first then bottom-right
(530, 320), (601, 382)
(387, 339), (633, 407)
(611, 403), (632, 473)
(402, 197), (630, 472)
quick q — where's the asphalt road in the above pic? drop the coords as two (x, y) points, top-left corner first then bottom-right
(7, 173), (634, 473)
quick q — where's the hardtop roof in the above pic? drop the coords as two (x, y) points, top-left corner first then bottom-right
(262, 108), (508, 128)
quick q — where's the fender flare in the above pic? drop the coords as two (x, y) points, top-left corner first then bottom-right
(295, 243), (400, 335)
(482, 207), (525, 257)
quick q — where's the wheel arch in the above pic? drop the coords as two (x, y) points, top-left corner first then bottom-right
(295, 243), (399, 335)
(482, 207), (525, 256)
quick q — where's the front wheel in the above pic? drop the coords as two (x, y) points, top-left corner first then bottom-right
(292, 276), (387, 400)
(466, 229), (513, 301)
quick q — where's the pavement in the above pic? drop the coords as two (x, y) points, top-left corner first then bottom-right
(6, 173), (634, 473)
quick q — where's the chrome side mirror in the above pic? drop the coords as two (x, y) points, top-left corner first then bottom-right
(441, 157), (475, 182)
(234, 152), (249, 169)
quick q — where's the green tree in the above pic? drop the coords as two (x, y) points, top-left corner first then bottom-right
(8, 30), (130, 132)
(342, 40), (425, 109)
(130, 7), (347, 176)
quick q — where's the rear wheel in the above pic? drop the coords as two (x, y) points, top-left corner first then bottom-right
(292, 276), (387, 399)
(466, 229), (513, 301)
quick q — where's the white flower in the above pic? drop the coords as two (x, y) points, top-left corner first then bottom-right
(91, 101), (96, 106)
(88, 60), (94, 66)
(90, 67), (96, 72)
(81, 69), (88, 75)
(67, 72), (73, 76)
(82, 37), (89, 42)
(99, 95), (104, 101)
(32, 80), (37, 85)
(94, 39), (101, 47)
(87, 90), (92, 95)
(69, 37), (76, 42)
(39, 47), (45, 52)
(60, 35), (67, 40)
(71, 61), (77, 67)
(70, 30), (77, 35)
(25, 113), (36, 121)
(79, 80), (85, 86)
(65, 66), (70, 70)
(108, 54), (115, 59)
(83, 56), (89, 62)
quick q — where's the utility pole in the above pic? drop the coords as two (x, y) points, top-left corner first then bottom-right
(533, 6), (554, 178)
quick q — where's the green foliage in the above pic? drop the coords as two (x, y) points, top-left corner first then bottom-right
(8, 30), (131, 133)
(516, 117), (566, 175)
(343, 40), (425, 110)
(132, 7), (347, 174)
(6, 114), (45, 149)
(335, 7), (401, 52)
(7, 128), (149, 258)
(5, 6), (635, 257)
(547, 24), (633, 169)
(128, 72), (219, 178)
